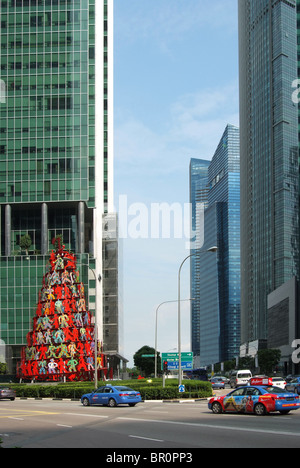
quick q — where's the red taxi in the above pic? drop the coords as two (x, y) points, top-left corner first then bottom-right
(208, 378), (300, 416)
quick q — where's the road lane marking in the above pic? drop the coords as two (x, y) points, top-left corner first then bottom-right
(144, 410), (169, 414)
(57, 424), (73, 428)
(117, 417), (300, 438)
(63, 413), (109, 419)
(129, 435), (164, 443)
(0, 410), (60, 419)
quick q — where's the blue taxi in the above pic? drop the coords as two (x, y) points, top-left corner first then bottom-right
(81, 385), (142, 408)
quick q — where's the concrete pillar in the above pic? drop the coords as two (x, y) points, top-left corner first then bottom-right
(41, 203), (48, 255)
(5, 204), (11, 257)
(78, 201), (85, 254)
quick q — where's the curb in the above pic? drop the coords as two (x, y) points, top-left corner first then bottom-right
(162, 398), (208, 403)
(17, 397), (80, 401)
(16, 397), (209, 403)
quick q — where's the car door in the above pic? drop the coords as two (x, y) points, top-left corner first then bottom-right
(91, 387), (106, 405)
(223, 388), (246, 412)
(243, 387), (261, 413)
(99, 387), (114, 405)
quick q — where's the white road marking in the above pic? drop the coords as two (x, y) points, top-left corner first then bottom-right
(64, 413), (109, 419)
(129, 435), (164, 443)
(117, 417), (300, 438)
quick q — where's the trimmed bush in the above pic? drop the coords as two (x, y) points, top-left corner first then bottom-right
(10, 379), (212, 400)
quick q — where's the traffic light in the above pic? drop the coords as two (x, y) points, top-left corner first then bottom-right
(163, 361), (168, 374)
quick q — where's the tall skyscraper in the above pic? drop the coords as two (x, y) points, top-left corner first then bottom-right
(239, 0), (299, 346)
(189, 159), (210, 362)
(0, 0), (123, 373)
(190, 125), (241, 367)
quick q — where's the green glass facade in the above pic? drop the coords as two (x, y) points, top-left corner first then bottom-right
(0, 0), (120, 373)
(0, 0), (93, 204)
(239, 0), (299, 344)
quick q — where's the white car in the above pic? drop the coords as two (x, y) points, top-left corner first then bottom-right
(271, 377), (287, 390)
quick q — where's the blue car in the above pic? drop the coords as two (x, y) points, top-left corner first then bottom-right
(285, 377), (300, 395)
(81, 385), (142, 408)
(211, 377), (225, 390)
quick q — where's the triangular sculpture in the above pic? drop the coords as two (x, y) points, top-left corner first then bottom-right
(17, 239), (107, 382)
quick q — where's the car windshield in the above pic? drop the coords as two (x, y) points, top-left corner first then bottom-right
(264, 386), (287, 394)
(291, 379), (299, 383)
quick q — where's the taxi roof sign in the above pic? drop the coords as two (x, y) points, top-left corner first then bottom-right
(250, 377), (273, 386)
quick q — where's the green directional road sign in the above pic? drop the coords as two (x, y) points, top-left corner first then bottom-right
(141, 354), (155, 358)
(161, 352), (193, 370)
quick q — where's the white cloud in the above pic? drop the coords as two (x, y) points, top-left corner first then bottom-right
(115, 81), (240, 176)
(115, 0), (238, 48)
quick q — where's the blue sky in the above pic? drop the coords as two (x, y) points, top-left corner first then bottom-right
(113, 0), (239, 367)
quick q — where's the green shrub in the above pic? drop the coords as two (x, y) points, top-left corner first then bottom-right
(10, 378), (212, 400)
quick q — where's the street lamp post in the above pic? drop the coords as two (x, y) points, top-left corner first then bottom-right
(154, 299), (194, 378)
(81, 263), (102, 389)
(178, 246), (218, 386)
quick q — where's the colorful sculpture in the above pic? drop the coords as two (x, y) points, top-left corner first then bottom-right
(17, 241), (107, 382)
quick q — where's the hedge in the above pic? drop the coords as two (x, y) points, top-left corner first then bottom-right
(8, 379), (212, 400)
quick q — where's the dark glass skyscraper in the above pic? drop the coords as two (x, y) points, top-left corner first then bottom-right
(239, 0), (299, 345)
(190, 125), (241, 367)
(0, 0), (123, 373)
(189, 159), (210, 362)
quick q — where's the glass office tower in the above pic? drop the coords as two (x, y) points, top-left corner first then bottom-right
(189, 159), (210, 363)
(190, 125), (241, 366)
(239, 0), (299, 345)
(0, 0), (122, 374)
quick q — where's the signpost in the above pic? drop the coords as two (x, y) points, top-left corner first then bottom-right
(161, 352), (193, 392)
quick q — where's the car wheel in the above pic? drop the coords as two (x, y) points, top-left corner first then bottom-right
(211, 402), (223, 414)
(108, 398), (117, 408)
(82, 398), (90, 407)
(129, 403), (136, 407)
(254, 403), (266, 416)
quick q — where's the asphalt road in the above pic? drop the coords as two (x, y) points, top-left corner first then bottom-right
(1, 398), (300, 449)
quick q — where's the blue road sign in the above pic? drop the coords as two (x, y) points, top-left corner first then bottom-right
(161, 352), (193, 371)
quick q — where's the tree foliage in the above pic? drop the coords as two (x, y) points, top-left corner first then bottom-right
(258, 349), (281, 375)
(0, 361), (7, 374)
(133, 345), (161, 376)
(19, 234), (32, 254)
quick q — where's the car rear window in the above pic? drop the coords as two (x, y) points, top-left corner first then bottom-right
(264, 386), (286, 394)
(114, 386), (133, 392)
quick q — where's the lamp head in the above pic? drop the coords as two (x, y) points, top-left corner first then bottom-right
(207, 246), (218, 253)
